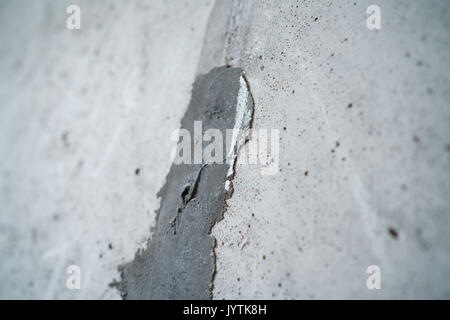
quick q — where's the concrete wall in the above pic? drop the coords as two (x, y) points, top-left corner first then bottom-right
(0, 0), (214, 299)
(1, 0), (450, 299)
(211, 0), (450, 299)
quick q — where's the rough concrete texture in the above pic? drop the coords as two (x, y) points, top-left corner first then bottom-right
(116, 66), (253, 299)
(211, 0), (450, 299)
(1, 0), (450, 299)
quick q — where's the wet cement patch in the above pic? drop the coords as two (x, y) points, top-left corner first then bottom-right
(114, 66), (254, 299)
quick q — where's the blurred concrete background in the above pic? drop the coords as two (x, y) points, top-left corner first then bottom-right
(1, 0), (450, 299)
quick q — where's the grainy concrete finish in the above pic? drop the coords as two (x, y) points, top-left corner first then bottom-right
(211, 0), (450, 299)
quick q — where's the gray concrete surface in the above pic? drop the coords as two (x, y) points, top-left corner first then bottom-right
(211, 0), (450, 299)
(1, 0), (450, 299)
(0, 0), (214, 299)
(117, 66), (254, 299)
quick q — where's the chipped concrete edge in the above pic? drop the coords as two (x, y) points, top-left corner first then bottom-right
(209, 73), (255, 299)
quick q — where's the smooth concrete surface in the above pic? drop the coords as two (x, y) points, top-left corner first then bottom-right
(1, 0), (450, 299)
(0, 0), (214, 299)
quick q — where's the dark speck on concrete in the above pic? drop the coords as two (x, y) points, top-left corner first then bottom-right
(61, 131), (70, 148)
(388, 227), (399, 239)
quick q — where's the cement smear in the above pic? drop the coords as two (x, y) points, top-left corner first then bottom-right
(114, 66), (254, 299)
